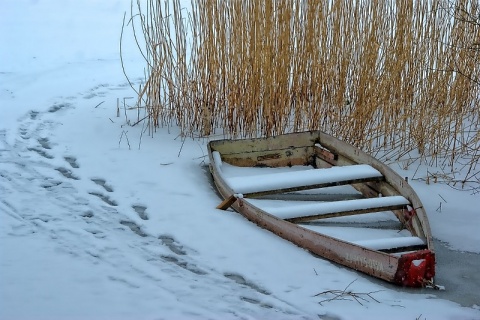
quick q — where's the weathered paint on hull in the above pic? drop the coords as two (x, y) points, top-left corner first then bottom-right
(208, 130), (435, 287)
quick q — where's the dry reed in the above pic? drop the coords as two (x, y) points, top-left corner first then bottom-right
(127, 0), (480, 184)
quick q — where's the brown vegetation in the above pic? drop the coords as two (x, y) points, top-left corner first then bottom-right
(126, 0), (479, 185)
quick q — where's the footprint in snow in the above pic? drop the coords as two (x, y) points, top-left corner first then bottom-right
(28, 147), (54, 159)
(159, 235), (186, 255)
(83, 84), (110, 99)
(224, 273), (270, 296)
(55, 167), (80, 180)
(240, 296), (274, 309)
(16, 112), (35, 136)
(132, 204), (148, 220)
(64, 156), (80, 168)
(120, 220), (147, 237)
(88, 191), (117, 206)
(91, 178), (113, 192)
(29, 110), (40, 120)
(161, 255), (207, 275)
(48, 103), (70, 113)
(85, 228), (106, 239)
(18, 127), (29, 140)
(81, 210), (94, 219)
(37, 137), (52, 150)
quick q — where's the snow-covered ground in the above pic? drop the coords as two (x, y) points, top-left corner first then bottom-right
(1, 1), (479, 319)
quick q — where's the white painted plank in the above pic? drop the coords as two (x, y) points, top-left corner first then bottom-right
(353, 237), (425, 250)
(298, 225), (412, 242)
(247, 196), (409, 219)
(223, 164), (383, 194)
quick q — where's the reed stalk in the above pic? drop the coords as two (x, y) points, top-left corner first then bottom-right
(128, 0), (480, 184)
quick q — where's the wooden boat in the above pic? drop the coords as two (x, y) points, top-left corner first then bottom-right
(208, 130), (435, 287)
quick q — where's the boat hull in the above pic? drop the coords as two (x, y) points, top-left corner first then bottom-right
(208, 130), (435, 287)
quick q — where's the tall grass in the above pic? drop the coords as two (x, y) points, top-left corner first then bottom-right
(128, 0), (479, 184)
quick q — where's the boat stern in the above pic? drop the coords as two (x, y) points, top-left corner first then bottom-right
(394, 250), (435, 287)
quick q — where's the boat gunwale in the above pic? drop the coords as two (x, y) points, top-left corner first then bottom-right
(207, 130), (435, 287)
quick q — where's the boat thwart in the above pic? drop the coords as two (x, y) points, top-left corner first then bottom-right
(208, 130), (435, 287)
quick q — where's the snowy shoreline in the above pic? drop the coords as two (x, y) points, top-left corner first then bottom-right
(1, 1), (479, 319)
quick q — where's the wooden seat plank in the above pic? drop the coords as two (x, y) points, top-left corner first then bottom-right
(248, 196), (409, 222)
(353, 236), (426, 252)
(224, 164), (384, 197)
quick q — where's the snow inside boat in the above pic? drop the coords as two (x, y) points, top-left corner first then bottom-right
(208, 130), (435, 287)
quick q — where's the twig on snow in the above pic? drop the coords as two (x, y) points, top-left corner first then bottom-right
(119, 130), (131, 150)
(313, 279), (382, 306)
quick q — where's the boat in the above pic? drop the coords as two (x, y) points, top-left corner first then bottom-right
(207, 130), (435, 287)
